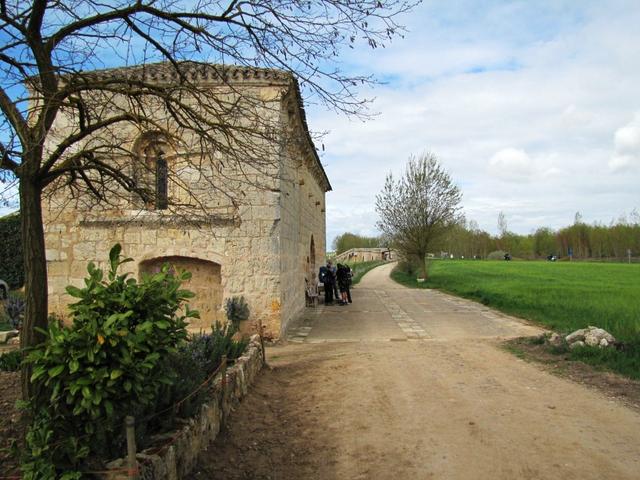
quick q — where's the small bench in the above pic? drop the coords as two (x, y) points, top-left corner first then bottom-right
(305, 280), (319, 307)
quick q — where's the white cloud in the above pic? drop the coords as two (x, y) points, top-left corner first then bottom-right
(609, 113), (640, 171)
(487, 148), (533, 182)
(308, 0), (640, 242)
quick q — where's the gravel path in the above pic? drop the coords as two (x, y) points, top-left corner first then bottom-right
(194, 263), (640, 480)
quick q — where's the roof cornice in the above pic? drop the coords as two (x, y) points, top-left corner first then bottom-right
(75, 61), (292, 87)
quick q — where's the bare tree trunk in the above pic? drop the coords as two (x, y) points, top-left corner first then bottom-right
(19, 176), (48, 401)
(421, 252), (429, 280)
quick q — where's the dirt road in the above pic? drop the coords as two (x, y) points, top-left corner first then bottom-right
(195, 263), (640, 479)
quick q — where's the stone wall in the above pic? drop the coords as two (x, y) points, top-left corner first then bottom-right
(334, 248), (396, 264)
(277, 151), (326, 336)
(105, 334), (264, 480)
(43, 188), (282, 335)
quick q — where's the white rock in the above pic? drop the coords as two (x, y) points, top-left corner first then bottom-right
(588, 327), (615, 343)
(0, 330), (19, 344)
(548, 333), (563, 347)
(566, 326), (616, 347)
(565, 329), (587, 344)
(584, 334), (600, 347)
(569, 340), (585, 350)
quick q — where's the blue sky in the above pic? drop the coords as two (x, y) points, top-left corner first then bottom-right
(2, 1), (639, 249)
(310, 0), (640, 245)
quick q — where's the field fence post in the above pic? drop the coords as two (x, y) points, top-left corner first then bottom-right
(125, 415), (138, 479)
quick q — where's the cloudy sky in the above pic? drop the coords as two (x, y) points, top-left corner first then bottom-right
(309, 0), (640, 247)
(2, 1), (639, 249)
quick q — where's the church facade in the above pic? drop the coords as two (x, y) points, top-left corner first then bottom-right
(42, 63), (330, 338)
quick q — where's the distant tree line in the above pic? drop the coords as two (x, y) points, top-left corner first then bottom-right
(441, 211), (640, 261)
(332, 232), (384, 254)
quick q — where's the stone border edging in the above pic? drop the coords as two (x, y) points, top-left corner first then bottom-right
(106, 334), (264, 479)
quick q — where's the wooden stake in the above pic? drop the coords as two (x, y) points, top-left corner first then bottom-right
(125, 416), (137, 479)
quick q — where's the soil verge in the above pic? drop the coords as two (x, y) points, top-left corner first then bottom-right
(504, 337), (640, 413)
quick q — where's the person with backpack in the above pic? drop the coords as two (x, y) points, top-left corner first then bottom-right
(330, 261), (340, 300)
(336, 263), (351, 306)
(346, 266), (353, 303)
(319, 261), (335, 305)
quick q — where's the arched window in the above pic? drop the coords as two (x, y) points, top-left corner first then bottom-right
(136, 133), (173, 210)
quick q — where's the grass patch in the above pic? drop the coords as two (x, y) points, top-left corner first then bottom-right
(390, 267), (430, 290)
(568, 342), (640, 380)
(502, 343), (527, 360)
(346, 260), (389, 285)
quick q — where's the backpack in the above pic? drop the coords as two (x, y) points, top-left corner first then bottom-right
(318, 266), (328, 283)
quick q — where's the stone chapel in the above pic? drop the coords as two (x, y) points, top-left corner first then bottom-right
(42, 63), (330, 339)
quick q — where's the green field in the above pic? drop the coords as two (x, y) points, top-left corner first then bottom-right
(391, 260), (640, 378)
(392, 260), (640, 341)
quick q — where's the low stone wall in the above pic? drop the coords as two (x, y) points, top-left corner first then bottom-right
(106, 334), (264, 479)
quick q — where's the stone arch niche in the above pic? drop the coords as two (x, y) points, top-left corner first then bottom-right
(309, 235), (316, 280)
(138, 256), (222, 331)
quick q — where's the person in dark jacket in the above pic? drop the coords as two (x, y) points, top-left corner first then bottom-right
(336, 263), (351, 305)
(330, 261), (339, 300)
(320, 261), (335, 305)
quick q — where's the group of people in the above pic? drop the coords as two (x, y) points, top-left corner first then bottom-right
(319, 260), (352, 306)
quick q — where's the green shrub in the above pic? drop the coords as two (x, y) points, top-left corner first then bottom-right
(0, 213), (23, 289)
(4, 292), (25, 329)
(224, 296), (250, 326)
(206, 321), (250, 368)
(160, 348), (209, 421)
(0, 349), (21, 371)
(24, 244), (197, 474)
(153, 322), (249, 430)
(396, 260), (418, 276)
(0, 317), (12, 332)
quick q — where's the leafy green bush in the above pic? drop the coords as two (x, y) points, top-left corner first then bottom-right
(0, 349), (21, 371)
(23, 244), (197, 474)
